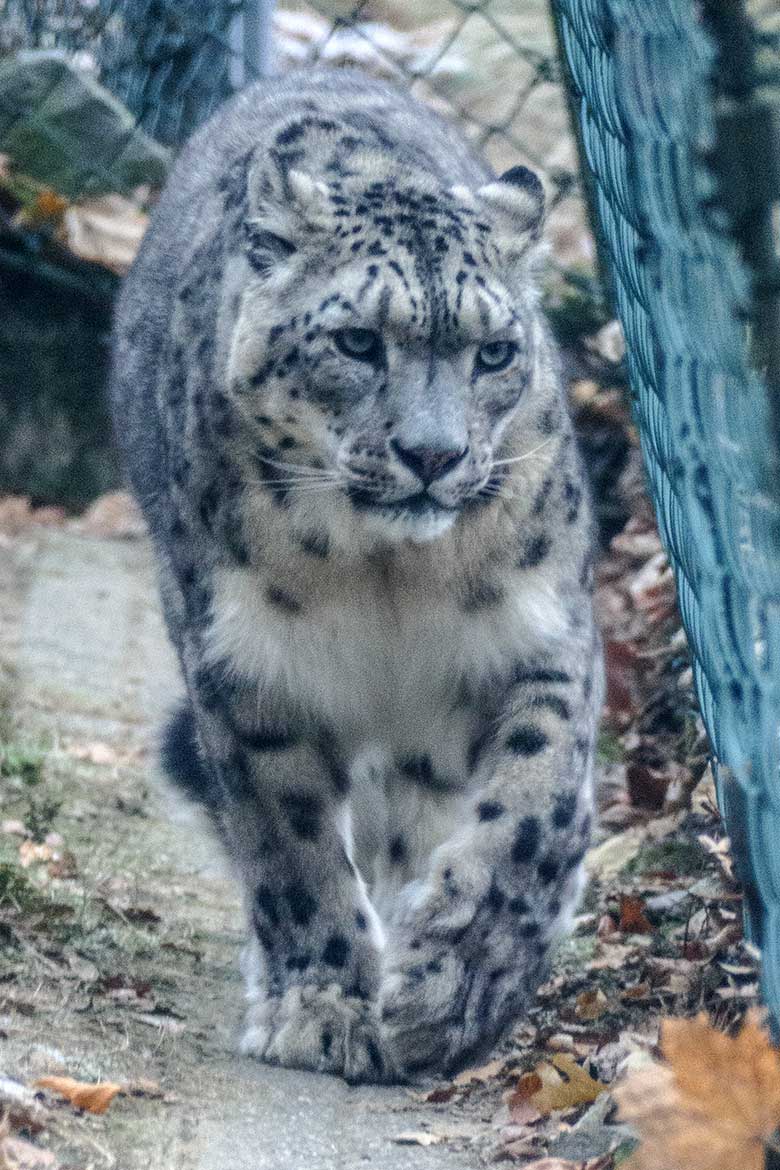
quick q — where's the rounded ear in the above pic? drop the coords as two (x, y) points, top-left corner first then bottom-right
(244, 167), (333, 276)
(243, 222), (297, 276)
(477, 165), (545, 245)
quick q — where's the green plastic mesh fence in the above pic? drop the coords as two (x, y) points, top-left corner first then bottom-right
(551, 0), (780, 1020)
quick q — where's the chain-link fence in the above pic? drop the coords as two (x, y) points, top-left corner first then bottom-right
(0, 0), (607, 510)
(0, 0), (599, 303)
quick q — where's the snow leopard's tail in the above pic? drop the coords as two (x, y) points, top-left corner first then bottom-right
(160, 701), (220, 815)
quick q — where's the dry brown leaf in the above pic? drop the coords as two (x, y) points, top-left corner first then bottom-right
(619, 894), (654, 934)
(18, 842), (54, 868)
(508, 1055), (606, 1118)
(72, 492), (146, 540)
(34, 1075), (121, 1115)
(61, 196), (148, 275)
(616, 1010), (780, 1170)
(419, 1084), (457, 1104)
(2, 821), (30, 838)
(575, 988), (610, 1021)
(68, 741), (119, 767)
(452, 1056), (505, 1085)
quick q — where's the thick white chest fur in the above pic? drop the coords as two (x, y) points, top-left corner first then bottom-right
(207, 565), (570, 776)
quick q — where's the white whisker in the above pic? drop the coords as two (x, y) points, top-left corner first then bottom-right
(256, 453), (339, 479)
(492, 437), (556, 467)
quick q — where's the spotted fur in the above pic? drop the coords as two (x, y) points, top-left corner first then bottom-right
(111, 69), (603, 1083)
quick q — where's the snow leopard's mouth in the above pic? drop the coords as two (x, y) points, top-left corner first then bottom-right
(347, 488), (460, 517)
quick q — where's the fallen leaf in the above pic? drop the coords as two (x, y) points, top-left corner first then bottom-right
(73, 491), (145, 540)
(61, 196), (148, 275)
(626, 759), (671, 810)
(619, 894), (654, 934)
(621, 982), (651, 1001)
(419, 1084), (457, 1103)
(135, 1012), (184, 1034)
(697, 834), (734, 881)
(453, 1056), (505, 1085)
(18, 842), (54, 868)
(68, 742), (118, 767)
(392, 1131), (443, 1146)
(34, 1076), (121, 1115)
(616, 1010), (780, 1170)
(604, 639), (646, 724)
(575, 988), (610, 1021)
(588, 942), (636, 971)
(597, 914), (618, 939)
(508, 1055), (607, 1118)
(2, 821), (30, 838)
(47, 850), (78, 880)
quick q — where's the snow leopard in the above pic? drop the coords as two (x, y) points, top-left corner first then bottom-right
(111, 68), (602, 1084)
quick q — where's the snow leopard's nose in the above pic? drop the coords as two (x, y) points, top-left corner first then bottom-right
(390, 439), (469, 486)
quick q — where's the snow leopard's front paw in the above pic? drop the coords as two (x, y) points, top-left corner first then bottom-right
(379, 946), (474, 1077)
(378, 870), (550, 1078)
(241, 983), (394, 1083)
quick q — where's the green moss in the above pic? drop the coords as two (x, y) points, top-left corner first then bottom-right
(596, 729), (624, 765)
(23, 793), (63, 842)
(623, 838), (707, 879)
(0, 861), (39, 910)
(0, 740), (46, 785)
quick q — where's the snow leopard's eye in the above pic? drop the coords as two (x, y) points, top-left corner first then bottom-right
(333, 328), (384, 363)
(475, 340), (517, 374)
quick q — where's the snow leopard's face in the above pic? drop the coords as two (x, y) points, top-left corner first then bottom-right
(227, 158), (547, 544)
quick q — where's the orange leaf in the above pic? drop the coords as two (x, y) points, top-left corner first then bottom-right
(34, 1076), (121, 1115)
(33, 190), (68, 220)
(508, 1055), (606, 1117)
(619, 894), (654, 934)
(616, 1010), (780, 1170)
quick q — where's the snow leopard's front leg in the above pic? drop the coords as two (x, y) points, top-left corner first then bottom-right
(179, 650), (390, 1083)
(379, 632), (601, 1078)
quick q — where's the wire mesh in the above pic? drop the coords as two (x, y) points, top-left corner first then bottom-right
(551, 0), (780, 1021)
(0, 0), (595, 298)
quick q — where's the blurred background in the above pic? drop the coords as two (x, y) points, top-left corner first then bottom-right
(0, 0), (618, 516)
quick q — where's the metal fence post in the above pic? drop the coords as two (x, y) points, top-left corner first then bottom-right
(241, 0), (276, 82)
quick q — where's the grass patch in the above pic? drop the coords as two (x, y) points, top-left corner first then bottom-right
(0, 739), (46, 785)
(0, 861), (40, 911)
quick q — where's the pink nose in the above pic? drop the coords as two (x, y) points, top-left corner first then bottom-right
(390, 440), (468, 486)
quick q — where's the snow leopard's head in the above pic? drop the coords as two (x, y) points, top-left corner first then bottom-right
(227, 141), (556, 546)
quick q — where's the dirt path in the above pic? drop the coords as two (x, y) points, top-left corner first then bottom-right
(0, 530), (484, 1169)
